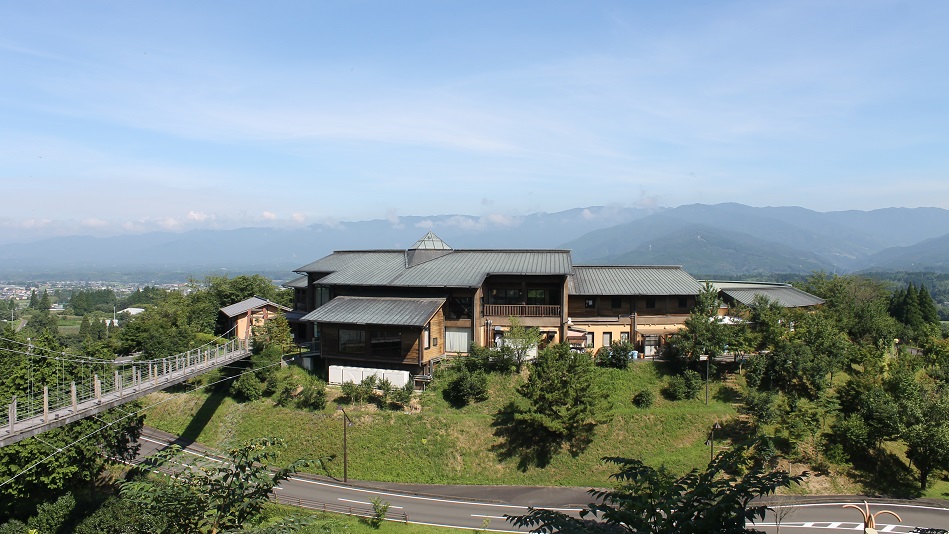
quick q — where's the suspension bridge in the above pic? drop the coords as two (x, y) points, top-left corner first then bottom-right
(1, 336), (250, 447)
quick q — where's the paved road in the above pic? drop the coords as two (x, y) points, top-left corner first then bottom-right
(135, 427), (949, 532)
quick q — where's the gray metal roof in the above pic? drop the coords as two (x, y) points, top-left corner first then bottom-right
(301, 296), (445, 327)
(569, 266), (704, 296)
(707, 281), (825, 308)
(220, 297), (291, 318)
(297, 250), (572, 288)
(282, 275), (308, 289)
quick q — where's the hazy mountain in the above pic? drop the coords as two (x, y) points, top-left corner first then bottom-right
(3, 203), (948, 281)
(587, 225), (835, 277)
(561, 204), (949, 274)
(858, 233), (949, 272)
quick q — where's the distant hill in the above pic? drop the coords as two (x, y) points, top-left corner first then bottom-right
(562, 204), (949, 274)
(3, 203), (949, 281)
(589, 225), (834, 277)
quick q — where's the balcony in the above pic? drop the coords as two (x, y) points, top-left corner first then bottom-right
(483, 304), (561, 317)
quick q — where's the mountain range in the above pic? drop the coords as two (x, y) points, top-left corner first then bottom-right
(2, 203), (949, 281)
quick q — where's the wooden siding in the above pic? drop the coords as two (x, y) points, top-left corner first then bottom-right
(567, 295), (694, 318)
(319, 323), (422, 366)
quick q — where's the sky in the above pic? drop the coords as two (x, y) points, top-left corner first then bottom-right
(2, 1), (948, 243)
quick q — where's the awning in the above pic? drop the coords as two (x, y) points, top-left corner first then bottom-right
(301, 296), (444, 327)
(567, 329), (587, 339)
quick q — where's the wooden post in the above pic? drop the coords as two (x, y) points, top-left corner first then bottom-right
(9, 396), (16, 432)
(114, 370), (120, 392)
(43, 386), (49, 423)
(94, 374), (101, 401)
(71, 382), (77, 411)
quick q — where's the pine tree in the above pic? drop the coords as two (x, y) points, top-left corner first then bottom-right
(902, 284), (924, 330)
(918, 284), (941, 325)
(28, 290), (38, 310)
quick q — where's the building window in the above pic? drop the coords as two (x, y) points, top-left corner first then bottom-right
(620, 332), (629, 343)
(646, 298), (656, 309)
(585, 332), (594, 348)
(603, 332), (612, 347)
(370, 330), (402, 357)
(448, 296), (473, 319)
(585, 298), (596, 309)
(678, 297), (687, 309)
(339, 329), (366, 354)
(424, 323), (431, 349)
(527, 289), (546, 305)
(611, 297), (622, 309)
(491, 289), (522, 305)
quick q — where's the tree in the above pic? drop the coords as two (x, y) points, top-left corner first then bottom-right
(663, 283), (728, 366)
(595, 341), (636, 369)
(495, 343), (611, 467)
(507, 440), (805, 534)
(502, 317), (542, 372)
(121, 437), (319, 534)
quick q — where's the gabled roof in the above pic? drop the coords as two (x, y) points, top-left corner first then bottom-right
(220, 297), (291, 318)
(706, 281), (825, 308)
(569, 266), (703, 296)
(301, 296), (444, 327)
(296, 249), (572, 288)
(410, 231), (452, 250)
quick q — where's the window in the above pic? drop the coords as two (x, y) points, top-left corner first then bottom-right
(448, 296), (473, 319)
(620, 332), (629, 343)
(339, 329), (366, 354)
(603, 332), (612, 347)
(585, 298), (596, 309)
(491, 289), (522, 305)
(585, 332), (594, 347)
(423, 323), (431, 349)
(646, 298), (656, 309)
(678, 297), (688, 309)
(611, 297), (622, 309)
(527, 289), (546, 305)
(370, 330), (402, 357)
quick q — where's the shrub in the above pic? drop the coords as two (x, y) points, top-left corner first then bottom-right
(444, 367), (489, 407)
(233, 372), (264, 401)
(297, 375), (327, 411)
(665, 370), (702, 401)
(390, 382), (414, 408)
(596, 341), (636, 369)
(632, 389), (654, 408)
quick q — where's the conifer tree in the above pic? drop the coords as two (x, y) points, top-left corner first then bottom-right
(918, 284), (941, 325)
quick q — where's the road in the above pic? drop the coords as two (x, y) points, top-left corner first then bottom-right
(135, 427), (949, 532)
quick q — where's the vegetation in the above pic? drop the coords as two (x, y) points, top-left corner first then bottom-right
(508, 440), (804, 533)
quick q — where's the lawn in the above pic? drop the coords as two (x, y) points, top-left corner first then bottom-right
(143, 361), (739, 488)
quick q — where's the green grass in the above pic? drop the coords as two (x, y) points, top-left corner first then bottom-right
(144, 362), (739, 488)
(260, 502), (470, 533)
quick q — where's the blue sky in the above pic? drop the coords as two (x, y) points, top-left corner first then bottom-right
(2, 1), (948, 242)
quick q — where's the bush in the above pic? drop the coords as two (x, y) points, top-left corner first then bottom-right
(665, 370), (702, 401)
(390, 382), (414, 408)
(297, 375), (327, 411)
(233, 372), (264, 401)
(596, 341), (636, 369)
(467, 344), (517, 374)
(444, 367), (489, 407)
(28, 493), (78, 534)
(632, 389), (654, 408)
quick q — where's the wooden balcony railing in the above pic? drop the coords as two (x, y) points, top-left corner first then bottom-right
(483, 304), (561, 317)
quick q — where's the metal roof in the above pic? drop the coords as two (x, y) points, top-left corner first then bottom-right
(707, 281), (825, 308)
(297, 250), (572, 288)
(300, 296), (445, 327)
(220, 297), (291, 318)
(282, 275), (308, 289)
(568, 266), (703, 296)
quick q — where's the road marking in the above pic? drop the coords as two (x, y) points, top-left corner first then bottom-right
(287, 475), (582, 512)
(472, 514), (508, 519)
(766, 501), (949, 512)
(339, 498), (403, 509)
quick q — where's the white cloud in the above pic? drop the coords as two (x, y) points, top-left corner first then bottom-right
(261, 211), (277, 220)
(290, 212), (306, 224)
(187, 211), (213, 222)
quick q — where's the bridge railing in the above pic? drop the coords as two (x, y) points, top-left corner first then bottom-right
(2, 337), (248, 432)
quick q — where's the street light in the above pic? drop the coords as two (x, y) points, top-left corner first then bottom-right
(336, 404), (354, 483)
(705, 422), (722, 462)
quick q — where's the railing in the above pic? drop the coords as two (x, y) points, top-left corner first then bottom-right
(483, 304), (561, 317)
(1, 337), (248, 446)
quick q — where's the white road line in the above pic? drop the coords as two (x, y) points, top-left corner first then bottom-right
(766, 501), (949, 512)
(287, 475), (582, 511)
(472, 514), (508, 519)
(338, 498), (403, 509)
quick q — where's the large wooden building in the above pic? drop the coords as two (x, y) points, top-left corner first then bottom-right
(285, 232), (705, 377)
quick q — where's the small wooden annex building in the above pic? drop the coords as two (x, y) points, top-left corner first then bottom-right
(219, 296), (291, 340)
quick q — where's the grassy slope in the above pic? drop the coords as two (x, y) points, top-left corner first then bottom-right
(144, 362), (737, 487)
